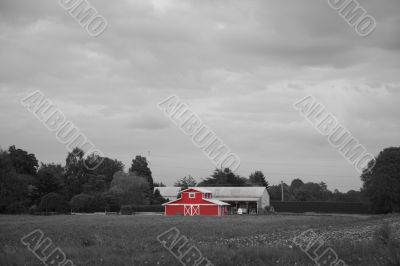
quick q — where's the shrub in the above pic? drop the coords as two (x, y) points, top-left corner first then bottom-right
(373, 222), (400, 265)
(130, 205), (163, 213)
(270, 201), (372, 214)
(38, 193), (69, 213)
(120, 205), (133, 215)
(70, 193), (95, 213)
(91, 193), (106, 212)
(29, 205), (38, 214)
(103, 191), (121, 212)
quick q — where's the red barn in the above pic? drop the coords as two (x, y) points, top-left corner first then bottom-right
(162, 188), (230, 216)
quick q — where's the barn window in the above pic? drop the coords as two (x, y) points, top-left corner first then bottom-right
(189, 192), (195, 198)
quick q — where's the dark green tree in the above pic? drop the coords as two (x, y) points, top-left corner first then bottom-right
(38, 192), (69, 213)
(64, 148), (88, 199)
(153, 189), (168, 205)
(249, 171), (269, 188)
(0, 151), (31, 213)
(33, 164), (64, 203)
(199, 168), (247, 186)
(69, 193), (95, 213)
(290, 178), (304, 192)
(292, 182), (332, 201)
(89, 157), (124, 187)
(129, 156), (153, 189)
(8, 145), (38, 176)
(82, 174), (106, 193)
(154, 182), (166, 187)
(269, 183), (295, 201)
(361, 147), (400, 213)
(174, 175), (197, 189)
(109, 172), (151, 205)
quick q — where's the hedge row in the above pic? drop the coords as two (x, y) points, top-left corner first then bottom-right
(270, 201), (372, 214)
(120, 205), (164, 214)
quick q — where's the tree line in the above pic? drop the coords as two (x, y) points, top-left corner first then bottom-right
(172, 147), (400, 213)
(0, 145), (399, 214)
(173, 169), (365, 203)
(0, 145), (166, 213)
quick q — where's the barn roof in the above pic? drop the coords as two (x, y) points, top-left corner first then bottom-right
(186, 187), (212, 193)
(204, 199), (230, 206)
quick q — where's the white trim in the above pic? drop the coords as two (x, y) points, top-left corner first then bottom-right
(183, 204), (200, 216)
(184, 205), (190, 216)
(189, 192), (195, 198)
(192, 205), (200, 215)
(181, 187), (212, 194)
(203, 198), (230, 206)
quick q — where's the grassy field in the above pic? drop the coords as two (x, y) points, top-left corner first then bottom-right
(1, 214), (400, 266)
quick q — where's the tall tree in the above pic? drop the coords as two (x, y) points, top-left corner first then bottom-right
(292, 182), (332, 201)
(64, 148), (88, 199)
(0, 150), (31, 213)
(8, 145), (38, 176)
(33, 164), (64, 203)
(153, 189), (168, 205)
(174, 175), (197, 189)
(269, 183), (295, 201)
(361, 147), (400, 213)
(249, 171), (269, 188)
(199, 168), (247, 186)
(290, 178), (304, 192)
(154, 182), (166, 187)
(88, 157), (124, 188)
(82, 174), (106, 193)
(129, 156), (153, 189)
(109, 172), (151, 205)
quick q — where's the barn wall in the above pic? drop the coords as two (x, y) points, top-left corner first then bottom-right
(199, 205), (219, 216)
(165, 205), (223, 216)
(171, 193), (211, 205)
(165, 205), (184, 216)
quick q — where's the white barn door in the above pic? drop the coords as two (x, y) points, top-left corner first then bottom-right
(192, 205), (199, 215)
(184, 205), (200, 216)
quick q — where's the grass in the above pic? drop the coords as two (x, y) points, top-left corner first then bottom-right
(0, 214), (399, 265)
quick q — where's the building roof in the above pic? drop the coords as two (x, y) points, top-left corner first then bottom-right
(195, 187), (267, 198)
(211, 197), (261, 202)
(187, 187), (212, 194)
(204, 199), (230, 206)
(155, 187), (181, 198)
(155, 186), (268, 199)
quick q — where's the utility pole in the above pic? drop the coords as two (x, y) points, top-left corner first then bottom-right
(281, 181), (284, 202)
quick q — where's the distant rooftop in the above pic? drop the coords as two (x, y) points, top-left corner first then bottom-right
(155, 186), (268, 199)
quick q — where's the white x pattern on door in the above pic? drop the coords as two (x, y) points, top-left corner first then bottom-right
(184, 205), (200, 216)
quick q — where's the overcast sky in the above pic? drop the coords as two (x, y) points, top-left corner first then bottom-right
(1, 0), (399, 191)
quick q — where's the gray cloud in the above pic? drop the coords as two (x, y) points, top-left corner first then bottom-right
(0, 0), (399, 191)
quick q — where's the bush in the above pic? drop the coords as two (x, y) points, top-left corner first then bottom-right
(38, 193), (69, 213)
(270, 201), (372, 214)
(120, 205), (133, 215)
(130, 205), (163, 213)
(91, 193), (106, 212)
(103, 191), (121, 212)
(373, 222), (400, 265)
(29, 205), (38, 214)
(70, 193), (95, 213)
